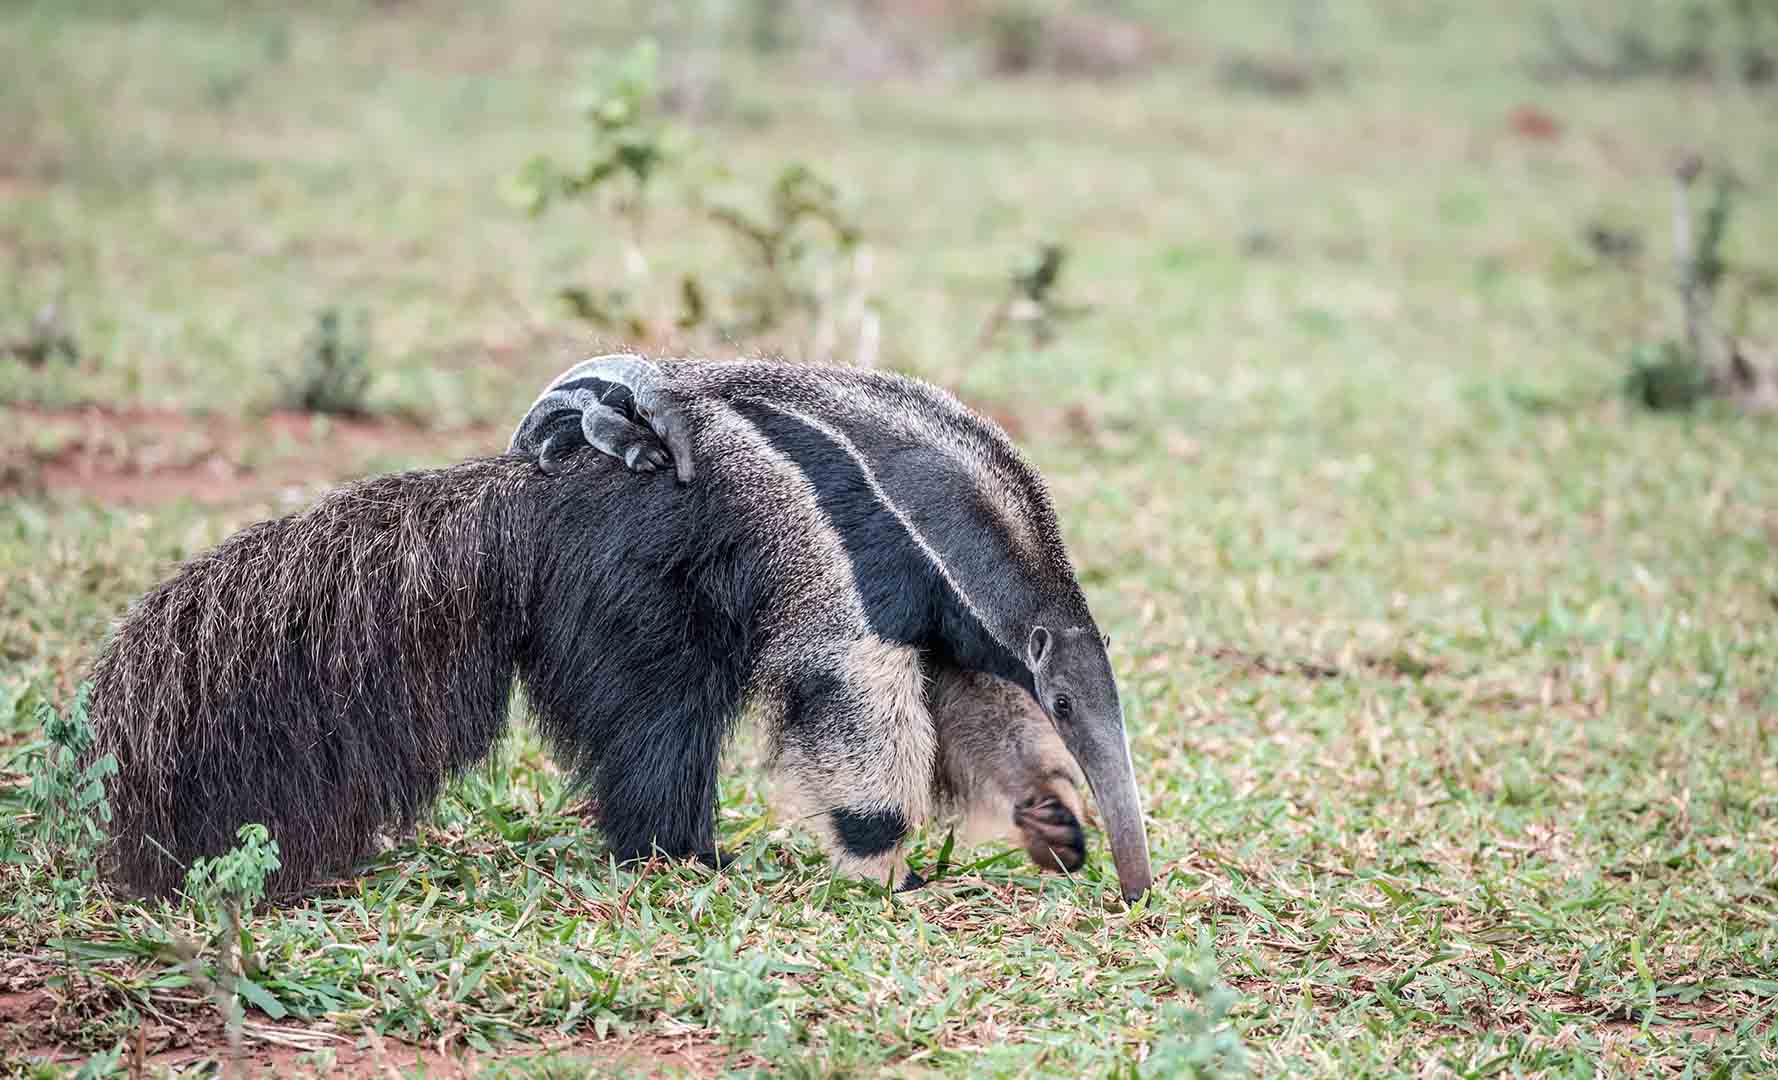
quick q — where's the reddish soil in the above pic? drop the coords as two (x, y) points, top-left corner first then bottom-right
(2, 985), (729, 1078)
(1507, 104), (1562, 141)
(1, 403), (501, 508)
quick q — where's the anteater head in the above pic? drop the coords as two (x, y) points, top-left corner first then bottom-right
(1023, 621), (1153, 904)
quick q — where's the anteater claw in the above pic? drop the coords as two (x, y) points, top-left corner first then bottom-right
(1015, 794), (1087, 873)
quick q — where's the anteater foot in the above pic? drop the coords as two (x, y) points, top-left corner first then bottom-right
(1015, 794), (1087, 873)
(896, 869), (927, 892)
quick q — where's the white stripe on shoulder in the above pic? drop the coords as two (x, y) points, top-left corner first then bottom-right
(745, 396), (1015, 654)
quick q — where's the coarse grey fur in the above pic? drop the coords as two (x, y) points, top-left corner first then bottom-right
(515, 356), (1153, 899)
(85, 359), (1150, 902)
(85, 458), (543, 898)
(512, 356), (1092, 876)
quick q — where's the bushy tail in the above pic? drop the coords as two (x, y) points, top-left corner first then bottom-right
(85, 456), (545, 898)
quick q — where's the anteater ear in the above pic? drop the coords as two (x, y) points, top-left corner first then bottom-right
(1027, 626), (1052, 670)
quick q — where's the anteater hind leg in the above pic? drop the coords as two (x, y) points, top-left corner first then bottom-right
(773, 638), (936, 891)
(585, 639), (747, 866)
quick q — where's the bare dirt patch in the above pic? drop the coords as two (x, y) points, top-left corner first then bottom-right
(1, 403), (501, 507)
(5, 986), (729, 1078)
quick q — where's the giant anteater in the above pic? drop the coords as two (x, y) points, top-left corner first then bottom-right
(86, 359), (1153, 902)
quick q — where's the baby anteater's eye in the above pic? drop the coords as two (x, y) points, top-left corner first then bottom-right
(1053, 694), (1073, 721)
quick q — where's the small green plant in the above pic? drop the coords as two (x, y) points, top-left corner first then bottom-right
(288, 306), (374, 415)
(1624, 339), (1712, 411)
(516, 39), (677, 294)
(978, 242), (1087, 350)
(16, 685), (116, 1005)
(1139, 947), (1249, 1079)
(515, 44), (872, 356)
(1622, 158), (1773, 412)
(697, 932), (803, 1060)
(26, 684), (116, 915)
(703, 163), (863, 337)
(182, 823), (284, 1069)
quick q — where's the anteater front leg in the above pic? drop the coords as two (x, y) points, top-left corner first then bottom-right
(773, 638), (936, 891)
(522, 608), (745, 870)
(594, 712), (726, 867)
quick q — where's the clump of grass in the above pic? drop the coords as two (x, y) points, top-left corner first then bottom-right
(3, 302), (79, 369)
(286, 306), (374, 416)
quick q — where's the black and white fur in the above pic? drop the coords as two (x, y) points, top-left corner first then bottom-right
(511, 354), (694, 481)
(513, 357), (1152, 897)
(85, 360), (1151, 902)
(512, 358), (1093, 876)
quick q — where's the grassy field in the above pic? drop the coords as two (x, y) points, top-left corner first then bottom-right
(4, 1), (1777, 1076)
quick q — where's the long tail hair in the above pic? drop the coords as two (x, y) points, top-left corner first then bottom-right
(85, 451), (760, 899)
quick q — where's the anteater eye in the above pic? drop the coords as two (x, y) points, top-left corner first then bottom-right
(1054, 694), (1073, 720)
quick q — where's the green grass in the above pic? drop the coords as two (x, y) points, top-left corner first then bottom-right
(4, 1), (1777, 1076)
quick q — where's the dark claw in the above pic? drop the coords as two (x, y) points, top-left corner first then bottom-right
(1015, 796), (1087, 873)
(622, 442), (672, 474)
(1018, 797), (1073, 827)
(896, 869), (927, 892)
(657, 418), (695, 485)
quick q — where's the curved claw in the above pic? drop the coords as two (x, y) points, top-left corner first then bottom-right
(1015, 794), (1087, 873)
(642, 397), (696, 484)
(622, 445), (659, 472)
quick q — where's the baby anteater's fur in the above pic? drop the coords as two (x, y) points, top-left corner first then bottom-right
(88, 451), (752, 898)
